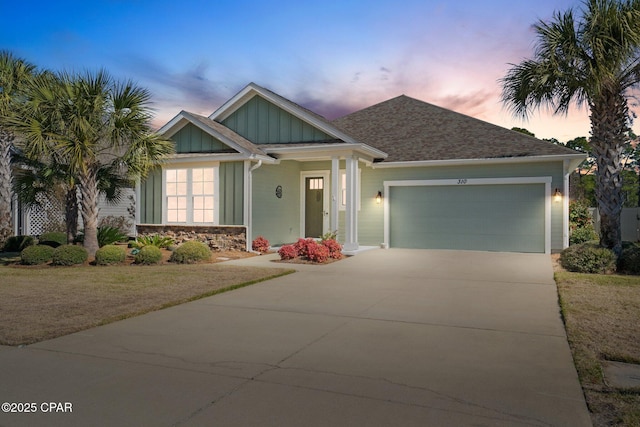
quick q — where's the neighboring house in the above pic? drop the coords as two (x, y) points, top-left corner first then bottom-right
(137, 83), (585, 254)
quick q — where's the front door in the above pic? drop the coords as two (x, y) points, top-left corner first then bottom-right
(305, 177), (324, 238)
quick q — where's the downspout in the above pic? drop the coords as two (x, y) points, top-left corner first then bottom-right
(246, 160), (263, 252)
(563, 159), (571, 249)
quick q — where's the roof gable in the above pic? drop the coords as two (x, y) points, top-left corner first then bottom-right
(158, 110), (268, 158)
(211, 83), (357, 145)
(221, 94), (335, 144)
(332, 95), (582, 163)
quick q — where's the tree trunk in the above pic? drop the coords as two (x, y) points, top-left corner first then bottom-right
(65, 184), (78, 244)
(590, 90), (628, 257)
(0, 129), (15, 248)
(78, 167), (100, 258)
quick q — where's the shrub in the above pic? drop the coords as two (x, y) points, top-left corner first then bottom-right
(2, 235), (35, 252)
(278, 244), (298, 260)
(322, 239), (343, 259)
(169, 241), (211, 264)
(134, 245), (163, 265)
(252, 236), (270, 253)
(38, 231), (67, 248)
(294, 238), (317, 258)
(20, 245), (55, 265)
(95, 244), (127, 266)
(559, 242), (617, 274)
(97, 226), (128, 247)
(130, 234), (175, 249)
(52, 244), (88, 266)
(306, 242), (330, 263)
(569, 200), (594, 230)
(618, 243), (640, 275)
(569, 226), (598, 245)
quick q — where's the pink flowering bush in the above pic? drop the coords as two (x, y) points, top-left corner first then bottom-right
(306, 242), (330, 263)
(322, 239), (343, 260)
(278, 244), (298, 260)
(252, 236), (270, 253)
(294, 238), (316, 258)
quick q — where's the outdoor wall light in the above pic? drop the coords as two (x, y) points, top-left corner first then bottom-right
(553, 188), (562, 203)
(376, 191), (383, 204)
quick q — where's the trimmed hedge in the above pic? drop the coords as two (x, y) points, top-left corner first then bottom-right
(3, 235), (35, 252)
(134, 245), (163, 265)
(169, 241), (211, 264)
(52, 244), (88, 266)
(20, 245), (55, 265)
(95, 245), (127, 266)
(38, 232), (67, 248)
(559, 242), (617, 274)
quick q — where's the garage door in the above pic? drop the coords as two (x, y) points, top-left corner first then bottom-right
(389, 183), (546, 253)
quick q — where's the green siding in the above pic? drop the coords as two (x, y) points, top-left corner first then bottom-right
(139, 168), (162, 224)
(219, 162), (244, 225)
(251, 161), (301, 245)
(173, 124), (232, 153)
(222, 95), (333, 144)
(389, 184), (545, 252)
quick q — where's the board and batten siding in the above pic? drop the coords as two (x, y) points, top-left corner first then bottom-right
(172, 123), (230, 153)
(222, 96), (333, 144)
(219, 162), (244, 225)
(139, 167), (162, 224)
(251, 161), (301, 245)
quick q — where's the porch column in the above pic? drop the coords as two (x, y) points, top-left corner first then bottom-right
(344, 155), (359, 251)
(331, 157), (340, 233)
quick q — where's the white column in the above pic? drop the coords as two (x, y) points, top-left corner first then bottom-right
(331, 157), (340, 234)
(344, 155), (359, 251)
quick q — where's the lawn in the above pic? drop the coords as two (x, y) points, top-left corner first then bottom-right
(0, 260), (294, 346)
(556, 271), (640, 427)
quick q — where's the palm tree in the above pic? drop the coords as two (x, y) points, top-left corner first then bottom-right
(501, 0), (640, 256)
(9, 69), (174, 256)
(0, 51), (35, 247)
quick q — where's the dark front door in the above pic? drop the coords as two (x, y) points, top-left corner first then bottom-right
(305, 177), (324, 238)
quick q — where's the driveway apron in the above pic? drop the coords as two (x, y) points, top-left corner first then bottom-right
(0, 249), (591, 427)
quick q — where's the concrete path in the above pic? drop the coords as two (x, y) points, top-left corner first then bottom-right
(0, 249), (591, 426)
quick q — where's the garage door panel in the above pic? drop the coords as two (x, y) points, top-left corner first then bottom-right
(389, 184), (545, 253)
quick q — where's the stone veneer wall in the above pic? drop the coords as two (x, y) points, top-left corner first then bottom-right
(136, 225), (246, 251)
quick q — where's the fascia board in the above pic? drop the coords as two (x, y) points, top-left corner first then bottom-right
(166, 153), (276, 165)
(371, 153), (587, 169)
(264, 143), (387, 161)
(157, 112), (190, 137)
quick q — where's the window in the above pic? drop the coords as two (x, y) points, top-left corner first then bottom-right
(339, 169), (361, 210)
(165, 167), (216, 224)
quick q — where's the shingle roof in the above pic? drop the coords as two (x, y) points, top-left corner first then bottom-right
(332, 95), (580, 163)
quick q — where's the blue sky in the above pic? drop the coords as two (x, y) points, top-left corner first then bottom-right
(1, 0), (613, 141)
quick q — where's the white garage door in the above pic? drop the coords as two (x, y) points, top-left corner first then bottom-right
(388, 182), (547, 253)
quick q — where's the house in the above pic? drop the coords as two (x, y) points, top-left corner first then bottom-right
(136, 83), (585, 254)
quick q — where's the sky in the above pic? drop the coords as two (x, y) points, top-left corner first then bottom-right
(1, 0), (625, 142)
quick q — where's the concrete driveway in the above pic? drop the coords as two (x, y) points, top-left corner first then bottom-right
(0, 249), (591, 426)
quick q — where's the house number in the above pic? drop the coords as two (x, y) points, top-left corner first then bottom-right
(457, 179), (468, 184)
(275, 185), (283, 198)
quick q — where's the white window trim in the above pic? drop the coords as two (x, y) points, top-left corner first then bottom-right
(162, 165), (220, 225)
